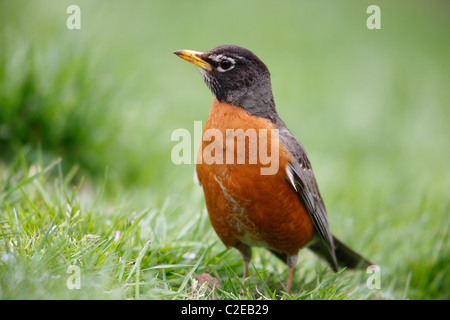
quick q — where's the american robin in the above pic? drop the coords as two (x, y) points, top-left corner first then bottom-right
(174, 45), (373, 293)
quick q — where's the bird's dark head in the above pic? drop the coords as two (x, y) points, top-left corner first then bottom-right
(174, 45), (276, 119)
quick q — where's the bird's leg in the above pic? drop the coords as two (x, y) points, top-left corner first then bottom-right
(238, 244), (252, 282)
(286, 255), (298, 293)
(243, 258), (250, 280)
(286, 266), (295, 293)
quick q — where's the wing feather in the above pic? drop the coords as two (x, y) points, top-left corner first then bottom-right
(280, 125), (339, 270)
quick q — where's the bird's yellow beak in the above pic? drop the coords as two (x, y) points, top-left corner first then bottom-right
(173, 49), (212, 71)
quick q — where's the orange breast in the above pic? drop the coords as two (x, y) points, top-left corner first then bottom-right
(196, 99), (314, 255)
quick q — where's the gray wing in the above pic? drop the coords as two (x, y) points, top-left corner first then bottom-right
(278, 124), (339, 271)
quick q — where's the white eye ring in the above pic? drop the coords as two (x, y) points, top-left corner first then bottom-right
(210, 54), (236, 72)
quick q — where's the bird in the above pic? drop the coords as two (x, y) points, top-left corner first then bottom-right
(174, 45), (373, 293)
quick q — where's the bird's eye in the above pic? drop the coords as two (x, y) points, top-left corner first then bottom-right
(220, 59), (232, 70)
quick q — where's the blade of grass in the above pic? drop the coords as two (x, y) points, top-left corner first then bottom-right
(177, 249), (206, 293)
(0, 157), (62, 201)
(125, 239), (152, 283)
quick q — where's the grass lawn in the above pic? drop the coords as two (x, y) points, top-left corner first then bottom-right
(0, 0), (449, 300)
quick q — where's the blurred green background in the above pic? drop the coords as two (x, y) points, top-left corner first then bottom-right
(0, 0), (449, 299)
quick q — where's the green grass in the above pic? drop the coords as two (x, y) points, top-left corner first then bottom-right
(1, 0), (449, 300)
(0, 155), (371, 300)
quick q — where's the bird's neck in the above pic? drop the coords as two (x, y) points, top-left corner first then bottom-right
(218, 84), (278, 122)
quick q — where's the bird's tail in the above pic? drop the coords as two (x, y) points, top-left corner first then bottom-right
(309, 235), (374, 271)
